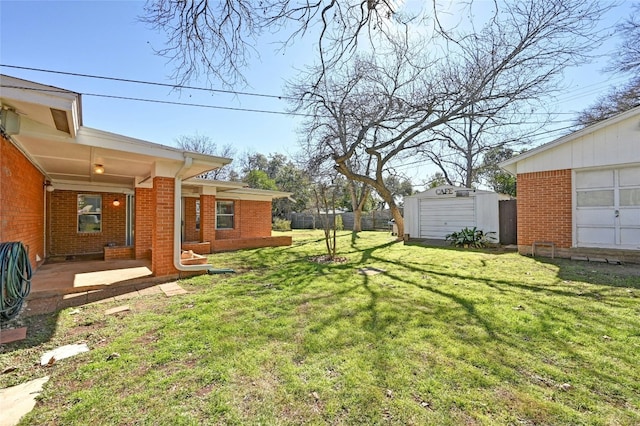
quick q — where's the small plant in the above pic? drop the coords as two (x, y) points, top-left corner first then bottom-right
(272, 218), (292, 231)
(445, 227), (496, 248)
(334, 214), (344, 231)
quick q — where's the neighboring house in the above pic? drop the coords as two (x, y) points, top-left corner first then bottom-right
(0, 75), (291, 278)
(500, 106), (640, 262)
(404, 185), (511, 242)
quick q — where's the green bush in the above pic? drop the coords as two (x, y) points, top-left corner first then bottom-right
(272, 218), (292, 231)
(334, 215), (344, 231)
(445, 227), (496, 248)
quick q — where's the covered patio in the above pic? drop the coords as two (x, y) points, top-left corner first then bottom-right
(25, 259), (172, 315)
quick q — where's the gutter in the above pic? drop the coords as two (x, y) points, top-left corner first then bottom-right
(173, 155), (212, 273)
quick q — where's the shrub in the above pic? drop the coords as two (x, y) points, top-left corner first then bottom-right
(445, 227), (496, 248)
(273, 218), (292, 231)
(334, 215), (344, 231)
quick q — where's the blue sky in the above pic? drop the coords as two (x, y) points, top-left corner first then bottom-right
(0, 0), (635, 186)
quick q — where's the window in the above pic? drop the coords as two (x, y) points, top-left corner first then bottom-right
(195, 200), (201, 230)
(216, 201), (234, 229)
(78, 194), (102, 233)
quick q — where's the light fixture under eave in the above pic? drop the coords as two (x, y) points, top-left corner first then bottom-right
(93, 164), (105, 174)
(112, 199), (121, 207)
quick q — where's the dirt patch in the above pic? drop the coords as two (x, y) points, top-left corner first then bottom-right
(308, 255), (348, 264)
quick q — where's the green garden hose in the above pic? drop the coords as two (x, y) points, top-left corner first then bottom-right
(0, 242), (32, 320)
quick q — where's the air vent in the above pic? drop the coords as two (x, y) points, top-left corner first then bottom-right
(50, 108), (70, 134)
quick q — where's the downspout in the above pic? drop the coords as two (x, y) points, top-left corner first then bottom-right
(173, 156), (211, 272)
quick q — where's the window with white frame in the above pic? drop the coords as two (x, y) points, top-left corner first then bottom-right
(216, 200), (234, 229)
(78, 194), (102, 233)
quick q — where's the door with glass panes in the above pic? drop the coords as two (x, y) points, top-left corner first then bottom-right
(575, 167), (640, 249)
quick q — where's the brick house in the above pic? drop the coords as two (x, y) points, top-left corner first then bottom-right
(500, 106), (640, 262)
(1, 74), (291, 278)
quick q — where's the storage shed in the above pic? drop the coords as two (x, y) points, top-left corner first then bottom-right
(404, 186), (509, 242)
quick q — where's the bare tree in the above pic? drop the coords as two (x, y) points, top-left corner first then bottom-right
(290, 0), (612, 239)
(575, 77), (640, 127)
(421, 102), (543, 188)
(141, 0), (406, 87)
(175, 133), (236, 180)
(576, 3), (640, 126)
(607, 2), (640, 75)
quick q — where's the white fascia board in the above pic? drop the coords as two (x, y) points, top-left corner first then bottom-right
(0, 75), (79, 111)
(77, 127), (187, 160)
(500, 105), (640, 174)
(52, 179), (135, 193)
(185, 178), (248, 189)
(77, 127), (232, 168)
(221, 188), (293, 199)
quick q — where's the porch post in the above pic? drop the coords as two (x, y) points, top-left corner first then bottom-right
(134, 187), (153, 260)
(152, 176), (179, 276)
(200, 194), (216, 254)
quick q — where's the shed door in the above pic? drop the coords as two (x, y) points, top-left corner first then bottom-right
(575, 167), (640, 249)
(419, 197), (476, 239)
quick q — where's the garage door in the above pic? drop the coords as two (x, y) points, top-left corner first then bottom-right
(419, 197), (476, 239)
(575, 167), (640, 249)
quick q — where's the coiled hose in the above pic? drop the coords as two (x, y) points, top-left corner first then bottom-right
(0, 242), (32, 320)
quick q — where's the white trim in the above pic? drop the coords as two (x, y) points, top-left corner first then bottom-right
(500, 106), (640, 174)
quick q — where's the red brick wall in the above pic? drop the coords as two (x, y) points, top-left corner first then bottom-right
(104, 246), (134, 260)
(0, 136), (45, 268)
(200, 194), (216, 244)
(184, 197), (199, 241)
(517, 169), (573, 248)
(135, 187), (153, 260)
(215, 199), (273, 240)
(151, 177), (178, 276)
(48, 190), (127, 256)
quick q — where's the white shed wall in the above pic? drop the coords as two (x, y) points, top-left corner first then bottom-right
(404, 186), (501, 241)
(404, 196), (419, 238)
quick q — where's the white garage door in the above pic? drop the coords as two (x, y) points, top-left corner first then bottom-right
(575, 167), (640, 249)
(419, 197), (476, 239)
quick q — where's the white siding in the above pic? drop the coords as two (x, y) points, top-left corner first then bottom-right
(515, 113), (640, 174)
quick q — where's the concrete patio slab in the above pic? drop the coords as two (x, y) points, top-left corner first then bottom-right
(159, 282), (188, 297)
(40, 343), (90, 366)
(0, 376), (49, 426)
(30, 259), (153, 295)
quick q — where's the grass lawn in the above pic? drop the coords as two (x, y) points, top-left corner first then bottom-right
(1, 230), (639, 425)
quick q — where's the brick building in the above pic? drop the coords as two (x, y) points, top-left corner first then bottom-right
(500, 106), (640, 262)
(1, 75), (291, 280)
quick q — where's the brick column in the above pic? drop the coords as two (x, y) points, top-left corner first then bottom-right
(200, 194), (216, 253)
(134, 187), (153, 259)
(183, 197), (199, 241)
(152, 177), (178, 276)
(517, 169), (572, 250)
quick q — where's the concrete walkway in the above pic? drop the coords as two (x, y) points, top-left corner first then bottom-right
(0, 376), (49, 426)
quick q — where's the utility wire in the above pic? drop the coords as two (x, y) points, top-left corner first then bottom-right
(1, 64), (628, 115)
(0, 85), (312, 118)
(0, 64), (298, 101)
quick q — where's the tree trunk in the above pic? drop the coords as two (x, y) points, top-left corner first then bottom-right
(389, 203), (404, 240)
(353, 209), (363, 232)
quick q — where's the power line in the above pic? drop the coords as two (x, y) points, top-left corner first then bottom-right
(0, 84), (312, 118)
(0, 64), (626, 115)
(0, 64), (298, 101)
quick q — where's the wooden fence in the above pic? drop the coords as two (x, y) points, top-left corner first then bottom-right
(289, 211), (393, 231)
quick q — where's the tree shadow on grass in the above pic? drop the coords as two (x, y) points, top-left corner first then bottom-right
(535, 256), (640, 289)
